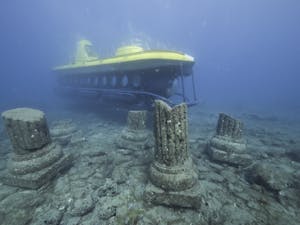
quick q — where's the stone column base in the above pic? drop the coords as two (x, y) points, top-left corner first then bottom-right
(149, 158), (198, 191)
(208, 146), (252, 167)
(208, 136), (252, 167)
(0, 154), (73, 189)
(144, 181), (201, 210)
(116, 129), (152, 151)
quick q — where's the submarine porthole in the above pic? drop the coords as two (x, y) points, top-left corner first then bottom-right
(94, 77), (99, 86)
(166, 79), (178, 97)
(102, 76), (107, 87)
(121, 75), (128, 87)
(111, 75), (117, 87)
(132, 75), (141, 88)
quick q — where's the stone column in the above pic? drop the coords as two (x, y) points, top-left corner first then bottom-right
(208, 113), (251, 167)
(145, 100), (200, 209)
(216, 113), (243, 140)
(116, 110), (152, 151)
(1, 108), (72, 189)
(2, 108), (51, 154)
(127, 110), (147, 130)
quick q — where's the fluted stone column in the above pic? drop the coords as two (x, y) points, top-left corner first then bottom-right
(116, 110), (152, 151)
(216, 113), (243, 140)
(144, 100), (200, 209)
(0, 108), (72, 189)
(208, 113), (251, 166)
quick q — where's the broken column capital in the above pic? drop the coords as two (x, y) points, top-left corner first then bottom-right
(145, 100), (200, 210)
(150, 100), (197, 191)
(216, 113), (243, 141)
(145, 100), (201, 209)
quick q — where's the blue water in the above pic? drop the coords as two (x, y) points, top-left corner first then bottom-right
(0, 2), (300, 224)
(0, 0), (299, 117)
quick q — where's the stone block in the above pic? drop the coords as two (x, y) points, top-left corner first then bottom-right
(144, 181), (201, 209)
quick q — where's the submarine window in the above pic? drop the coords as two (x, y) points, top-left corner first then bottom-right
(94, 77), (99, 86)
(102, 76), (107, 86)
(171, 78), (178, 89)
(121, 75), (128, 87)
(132, 75), (141, 88)
(111, 75), (117, 87)
(166, 79), (178, 97)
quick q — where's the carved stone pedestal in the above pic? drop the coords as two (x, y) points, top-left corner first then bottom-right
(116, 110), (152, 151)
(208, 113), (251, 167)
(1, 108), (72, 189)
(144, 101), (200, 209)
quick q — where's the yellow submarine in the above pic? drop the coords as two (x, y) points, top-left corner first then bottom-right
(53, 39), (198, 107)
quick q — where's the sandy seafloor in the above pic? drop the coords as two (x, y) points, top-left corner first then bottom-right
(0, 102), (300, 225)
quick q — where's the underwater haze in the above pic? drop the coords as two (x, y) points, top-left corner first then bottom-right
(0, 0), (299, 116)
(1, 1), (300, 225)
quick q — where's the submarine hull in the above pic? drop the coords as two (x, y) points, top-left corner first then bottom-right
(55, 61), (195, 107)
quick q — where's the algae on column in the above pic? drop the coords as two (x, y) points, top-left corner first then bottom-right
(145, 100), (201, 209)
(1, 107), (72, 189)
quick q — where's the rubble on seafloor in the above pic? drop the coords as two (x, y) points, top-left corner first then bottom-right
(0, 105), (299, 225)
